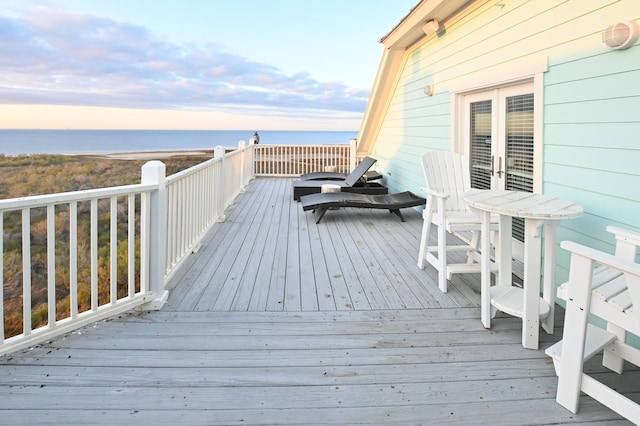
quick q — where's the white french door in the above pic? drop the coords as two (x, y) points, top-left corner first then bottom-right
(463, 82), (536, 261)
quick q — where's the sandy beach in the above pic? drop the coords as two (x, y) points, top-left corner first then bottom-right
(81, 150), (215, 161)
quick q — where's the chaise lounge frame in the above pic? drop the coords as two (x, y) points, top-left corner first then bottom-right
(300, 191), (425, 223)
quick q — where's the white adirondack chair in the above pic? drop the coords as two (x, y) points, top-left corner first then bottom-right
(416, 151), (497, 293)
(546, 226), (640, 423)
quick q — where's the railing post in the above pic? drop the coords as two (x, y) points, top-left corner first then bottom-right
(249, 136), (257, 178)
(349, 138), (357, 170)
(138, 161), (169, 310)
(215, 145), (226, 222)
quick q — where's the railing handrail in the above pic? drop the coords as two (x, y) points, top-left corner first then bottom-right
(0, 183), (158, 211)
(166, 156), (219, 184)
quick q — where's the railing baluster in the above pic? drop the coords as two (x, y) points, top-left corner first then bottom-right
(128, 194), (135, 298)
(272, 145), (277, 175)
(184, 176), (189, 255)
(215, 146), (226, 222)
(283, 145), (286, 174)
(315, 145), (319, 174)
(22, 208), (31, 336)
(210, 162), (217, 219)
(176, 180), (183, 261)
(90, 199), (98, 312)
(190, 173), (196, 243)
(282, 145), (287, 175)
(176, 180), (183, 259)
(70, 201), (78, 319)
(291, 145), (296, 175)
(110, 196), (117, 304)
(139, 192), (150, 294)
(197, 170), (202, 240)
(167, 184), (176, 270)
(184, 177), (189, 254)
(47, 204), (56, 327)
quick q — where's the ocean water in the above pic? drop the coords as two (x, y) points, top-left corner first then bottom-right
(0, 129), (358, 156)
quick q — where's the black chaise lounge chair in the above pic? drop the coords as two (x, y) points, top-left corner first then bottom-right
(300, 191), (426, 223)
(299, 156), (382, 182)
(293, 157), (387, 201)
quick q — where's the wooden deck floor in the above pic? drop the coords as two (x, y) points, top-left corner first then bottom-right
(165, 177), (479, 313)
(0, 178), (636, 425)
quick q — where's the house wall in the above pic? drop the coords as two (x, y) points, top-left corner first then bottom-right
(369, 0), (640, 280)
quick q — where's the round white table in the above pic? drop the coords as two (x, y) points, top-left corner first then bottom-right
(462, 190), (583, 350)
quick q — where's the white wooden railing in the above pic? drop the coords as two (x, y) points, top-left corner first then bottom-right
(164, 142), (254, 280)
(0, 142), (254, 356)
(254, 140), (356, 176)
(0, 140), (355, 355)
(0, 181), (159, 356)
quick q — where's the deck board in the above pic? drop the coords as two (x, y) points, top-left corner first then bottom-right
(0, 177), (635, 425)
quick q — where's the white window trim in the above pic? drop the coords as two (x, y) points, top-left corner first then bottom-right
(450, 56), (548, 193)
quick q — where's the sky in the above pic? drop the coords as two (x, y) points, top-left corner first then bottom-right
(0, 0), (417, 131)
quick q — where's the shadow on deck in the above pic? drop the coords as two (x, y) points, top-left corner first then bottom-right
(0, 178), (634, 425)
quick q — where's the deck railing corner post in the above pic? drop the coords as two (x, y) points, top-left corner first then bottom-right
(349, 138), (357, 170)
(249, 138), (257, 179)
(139, 160), (169, 310)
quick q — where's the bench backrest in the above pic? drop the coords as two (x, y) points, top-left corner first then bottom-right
(421, 151), (471, 212)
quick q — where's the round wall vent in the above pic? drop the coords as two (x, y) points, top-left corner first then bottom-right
(602, 20), (639, 50)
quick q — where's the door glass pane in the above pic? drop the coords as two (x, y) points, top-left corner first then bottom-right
(505, 94), (534, 192)
(505, 93), (534, 242)
(470, 100), (492, 190)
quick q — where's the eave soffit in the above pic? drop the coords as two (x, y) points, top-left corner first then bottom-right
(379, 0), (471, 50)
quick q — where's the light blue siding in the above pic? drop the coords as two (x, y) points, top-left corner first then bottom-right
(373, 89), (451, 195)
(368, 0), (639, 279)
(536, 0), (640, 252)
(544, 35), (640, 275)
(544, 122), (640, 150)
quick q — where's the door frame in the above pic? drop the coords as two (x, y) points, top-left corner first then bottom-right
(463, 82), (536, 191)
(450, 57), (547, 194)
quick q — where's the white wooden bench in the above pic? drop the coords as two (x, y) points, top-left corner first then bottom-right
(546, 226), (640, 423)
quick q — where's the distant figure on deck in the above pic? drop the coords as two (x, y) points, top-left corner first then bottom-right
(250, 131), (260, 145)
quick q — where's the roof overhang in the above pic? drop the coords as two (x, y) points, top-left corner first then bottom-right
(379, 0), (469, 50)
(357, 0), (470, 154)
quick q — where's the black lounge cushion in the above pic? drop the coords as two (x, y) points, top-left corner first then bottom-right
(293, 181), (387, 201)
(300, 191), (426, 223)
(293, 157), (386, 201)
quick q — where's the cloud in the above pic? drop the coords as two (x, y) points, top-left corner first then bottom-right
(0, 7), (368, 114)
